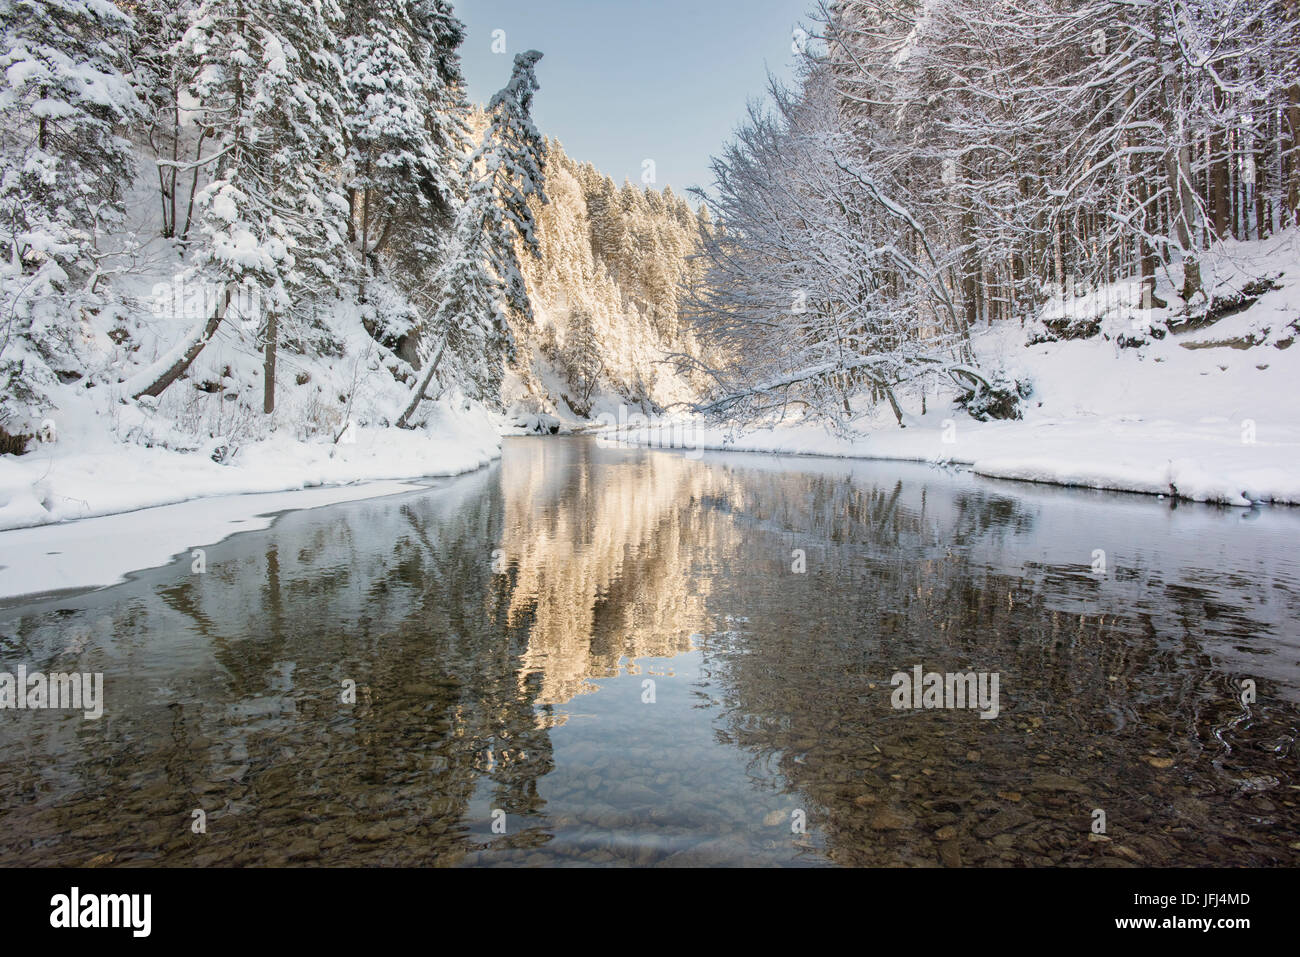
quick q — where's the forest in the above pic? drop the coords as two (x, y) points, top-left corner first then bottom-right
(684, 0), (1300, 431)
(2, 0), (562, 456)
(1, 0), (1298, 487)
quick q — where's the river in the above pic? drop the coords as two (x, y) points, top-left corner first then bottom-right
(1, 436), (1297, 866)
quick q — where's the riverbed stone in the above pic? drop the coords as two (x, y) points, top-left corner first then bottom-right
(974, 808), (1032, 839)
(870, 808), (912, 830)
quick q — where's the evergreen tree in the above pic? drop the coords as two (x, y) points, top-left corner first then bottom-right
(339, 0), (467, 300)
(563, 306), (602, 415)
(151, 0), (352, 413)
(398, 49), (546, 422)
(472, 49), (546, 329)
(0, 0), (140, 420)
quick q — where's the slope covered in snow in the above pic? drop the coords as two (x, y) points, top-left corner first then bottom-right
(610, 232), (1300, 507)
(499, 140), (715, 428)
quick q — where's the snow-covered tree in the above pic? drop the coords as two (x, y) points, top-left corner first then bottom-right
(339, 0), (467, 300)
(397, 50), (546, 422)
(472, 49), (546, 329)
(684, 62), (968, 431)
(0, 0), (139, 423)
(135, 0), (352, 413)
(124, 0), (199, 242)
(562, 306), (602, 414)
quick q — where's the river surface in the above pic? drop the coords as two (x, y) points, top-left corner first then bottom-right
(1, 436), (1298, 866)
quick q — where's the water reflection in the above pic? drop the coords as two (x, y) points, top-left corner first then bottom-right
(0, 437), (1297, 866)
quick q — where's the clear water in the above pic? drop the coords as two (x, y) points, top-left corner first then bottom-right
(1, 436), (1297, 866)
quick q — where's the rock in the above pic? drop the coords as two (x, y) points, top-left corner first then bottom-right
(871, 808), (912, 830)
(934, 825), (958, 841)
(763, 809), (787, 827)
(606, 781), (658, 805)
(1236, 775), (1278, 792)
(1030, 773), (1088, 793)
(974, 808), (1032, 839)
(657, 837), (750, 867)
(1144, 756), (1175, 769)
(355, 823), (391, 842)
(286, 837), (320, 861)
(938, 841), (962, 867)
(996, 791), (1022, 802)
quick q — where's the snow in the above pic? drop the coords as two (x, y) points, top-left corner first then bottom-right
(0, 480), (423, 601)
(0, 411), (500, 534)
(608, 233), (1300, 508)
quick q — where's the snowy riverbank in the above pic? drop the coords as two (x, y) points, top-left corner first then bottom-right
(0, 405), (500, 600)
(0, 402), (501, 532)
(0, 480), (430, 601)
(608, 234), (1300, 507)
(613, 409), (1300, 508)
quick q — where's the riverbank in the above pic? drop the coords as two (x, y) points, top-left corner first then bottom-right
(0, 402), (501, 533)
(0, 479), (435, 601)
(616, 410), (1300, 507)
(610, 233), (1300, 507)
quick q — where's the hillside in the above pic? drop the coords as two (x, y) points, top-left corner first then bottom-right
(501, 140), (714, 429)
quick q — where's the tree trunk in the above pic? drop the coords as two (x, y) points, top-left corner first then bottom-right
(1165, 145), (1202, 303)
(358, 161), (371, 302)
(169, 96), (179, 240)
(263, 312), (277, 415)
(133, 285), (233, 400)
(180, 127), (211, 248)
(883, 383), (905, 428)
(1256, 124), (1268, 239)
(1135, 172), (1165, 309)
(396, 338), (447, 429)
(1288, 81), (1300, 225)
(1211, 126), (1228, 240)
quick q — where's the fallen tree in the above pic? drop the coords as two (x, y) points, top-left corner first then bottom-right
(126, 284), (233, 400)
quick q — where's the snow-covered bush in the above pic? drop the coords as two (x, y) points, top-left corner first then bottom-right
(956, 372), (1033, 422)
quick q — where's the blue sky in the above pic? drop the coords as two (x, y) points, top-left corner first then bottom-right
(455, 0), (811, 202)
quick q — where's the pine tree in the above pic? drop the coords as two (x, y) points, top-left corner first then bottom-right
(339, 0), (467, 300)
(0, 0), (140, 421)
(473, 49), (547, 329)
(563, 306), (602, 415)
(136, 0), (352, 411)
(585, 174), (623, 263)
(398, 50), (547, 422)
